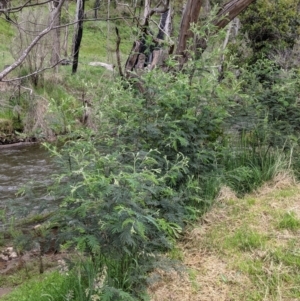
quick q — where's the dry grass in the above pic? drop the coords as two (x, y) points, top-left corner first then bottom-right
(148, 175), (300, 301)
(0, 82), (10, 92)
(0, 118), (13, 134)
(22, 95), (57, 138)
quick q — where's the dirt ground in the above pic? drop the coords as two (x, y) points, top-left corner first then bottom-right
(0, 288), (12, 298)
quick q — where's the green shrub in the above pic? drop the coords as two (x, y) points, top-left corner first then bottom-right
(42, 51), (237, 298)
(240, 0), (300, 61)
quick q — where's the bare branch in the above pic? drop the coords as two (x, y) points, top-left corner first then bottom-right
(0, 59), (66, 83)
(214, 0), (256, 29)
(0, 0), (65, 81)
(143, 0), (169, 27)
(0, 0), (53, 13)
(176, 0), (203, 65)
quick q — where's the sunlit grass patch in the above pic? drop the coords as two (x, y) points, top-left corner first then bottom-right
(1, 271), (70, 301)
(81, 20), (132, 64)
(0, 18), (13, 37)
(271, 246), (300, 270)
(225, 228), (268, 251)
(237, 257), (264, 276)
(168, 246), (184, 261)
(187, 268), (200, 292)
(232, 246), (300, 300)
(277, 211), (300, 231)
(0, 18), (14, 68)
(246, 197), (256, 206)
(272, 187), (298, 199)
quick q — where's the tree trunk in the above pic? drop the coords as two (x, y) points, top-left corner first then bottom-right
(157, 5), (172, 40)
(123, 0), (256, 77)
(175, 0), (203, 66)
(124, 1), (171, 75)
(0, 0), (7, 9)
(143, 0), (150, 23)
(72, 0), (85, 74)
(94, 0), (100, 19)
(214, 0), (256, 29)
(50, 0), (62, 70)
(0, 0), (11, 21)
(62, 0), (69, 57)
(175, 0), (255, 65)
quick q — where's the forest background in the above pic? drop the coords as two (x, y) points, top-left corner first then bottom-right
(0, 0), (300, 300)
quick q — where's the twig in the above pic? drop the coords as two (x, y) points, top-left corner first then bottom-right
(0, 0), (52, 13)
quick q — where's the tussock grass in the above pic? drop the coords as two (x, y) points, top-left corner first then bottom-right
(149, 175), (300, 301)
(0, 118), (13, 134)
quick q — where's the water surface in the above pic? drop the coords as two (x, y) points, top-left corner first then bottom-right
(0, 143), (58, 222)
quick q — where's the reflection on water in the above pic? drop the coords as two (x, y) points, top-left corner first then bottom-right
(0, 143), (58, 221)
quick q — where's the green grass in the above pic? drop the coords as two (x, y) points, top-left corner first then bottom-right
(1, 252), (133, 301)
(0, 18), (14, 68)
(1, 271), (71, 301)
(225, 228), (268, 251)
(187, 268), (200, 292)
(168, 246), (184, 261)
(278, 211), (300, 231)
(272, 188), (298, 198)
(0, 117), (13, 134)
(272, 248), (300, 270)
(163, 184), (300, 301)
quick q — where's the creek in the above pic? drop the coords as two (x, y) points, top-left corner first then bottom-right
(0, 143), (58, 226)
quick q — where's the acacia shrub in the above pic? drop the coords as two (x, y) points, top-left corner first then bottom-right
(42, 56), (239, 298)
(46, 142), (191, 297)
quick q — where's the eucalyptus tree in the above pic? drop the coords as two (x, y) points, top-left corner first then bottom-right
(72, 0), (85, 74)
(0, 0), (10, 20)
(124, 0), (256, 74)
(50, 0), (63, 69)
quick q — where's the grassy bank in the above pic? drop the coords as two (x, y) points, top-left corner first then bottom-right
(149, 173), (300, 301)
